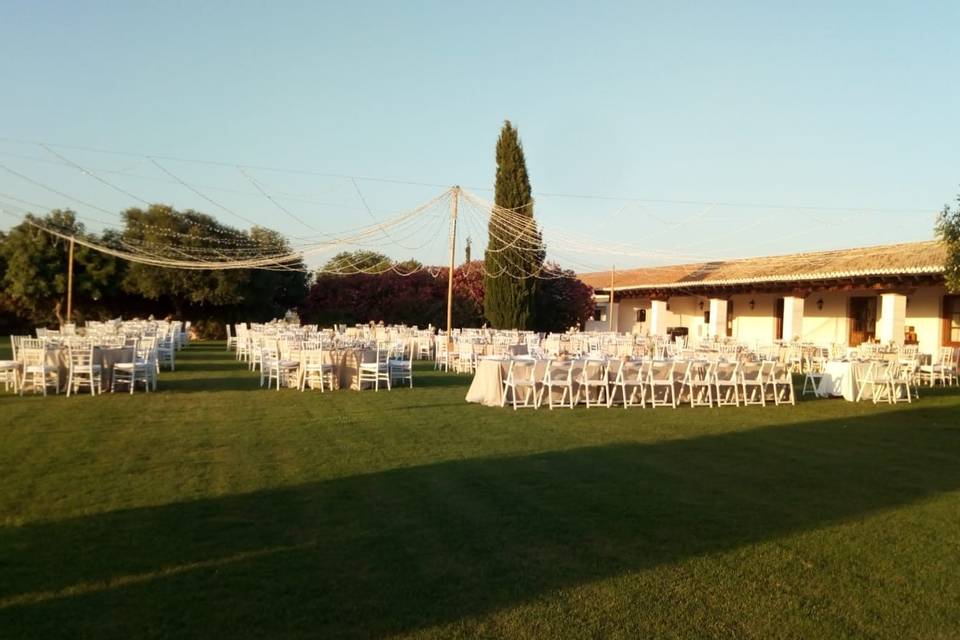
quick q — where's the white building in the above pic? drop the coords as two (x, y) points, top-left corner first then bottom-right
(580, 240), (956, 355)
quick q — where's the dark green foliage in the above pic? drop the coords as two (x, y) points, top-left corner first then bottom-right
(0, 210), (124, 326)
(484, 121), (543, 329)
(322, 250), (393, 274)
(936, 192), (960, 292)
(120, 205), (308, 331)
(0, 205), (308, 334)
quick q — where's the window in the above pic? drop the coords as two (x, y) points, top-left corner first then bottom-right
(726, 300), (735, 337)
(592, 308), (603, 322)
(636, 309), (646, 323)
(944, 296), (960, 346)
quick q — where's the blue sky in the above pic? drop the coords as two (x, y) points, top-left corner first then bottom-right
(1, 1), (957, 270)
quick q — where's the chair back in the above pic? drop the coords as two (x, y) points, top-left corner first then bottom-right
(21, 347), (45, 366)
(68, 344), (95, 368)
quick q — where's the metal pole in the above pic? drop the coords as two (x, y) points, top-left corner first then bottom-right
(446, 186), (460, 345)
(609, 264), (615, 331)
(66, 236), (75, 324)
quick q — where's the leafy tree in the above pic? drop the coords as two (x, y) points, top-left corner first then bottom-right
(534, 264), (596, 332)
(936, 191), (960, 292)
(322, 250), (392, 274)
(0, 210), (122, 326)
(484, 121), (543, 329)
(242, 227), (309, 320)
(121, 205), (250, 313)
(120, 205), (307, 328)
(395, 258), (423, 274)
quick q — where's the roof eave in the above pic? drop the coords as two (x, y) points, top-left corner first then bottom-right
(595, 265), (945, 293)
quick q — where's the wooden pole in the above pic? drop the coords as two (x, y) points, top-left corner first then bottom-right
(609, 264), (615, 331)
(446, 186), (460, 345)
(66, 236), (75, 324)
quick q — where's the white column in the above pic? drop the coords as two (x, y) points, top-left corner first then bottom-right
(878, 293), (906, 345)
(782, 296), (805, 341)
(649, 299), (668, 336)
(609, 302), (619, 332)
(708, 299), (728, 337)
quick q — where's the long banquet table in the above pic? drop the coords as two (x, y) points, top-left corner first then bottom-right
(815, 360), (873, 401)
(465, 356), (612, 407)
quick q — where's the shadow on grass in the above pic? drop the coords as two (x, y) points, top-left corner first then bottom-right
(1, 404), (959, 637)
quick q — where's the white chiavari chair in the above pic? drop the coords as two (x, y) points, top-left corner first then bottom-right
(388, 340), (414, 388)
(358, 343), (391, 391)
(19, 345), (58, 396)
(66, 344), (102, 396)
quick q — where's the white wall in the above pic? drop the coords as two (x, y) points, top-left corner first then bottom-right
(590, 285), (948, 355)
(802, 291), (849, 346)
(907, 285), (944, 355)
(728, 294), (778, 346)
(587, 286), (945, 353)
(617, 299), (650, 334)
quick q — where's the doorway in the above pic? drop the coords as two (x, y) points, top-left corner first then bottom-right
(849, 296), (877, 345)
(774, 298), (784, 340)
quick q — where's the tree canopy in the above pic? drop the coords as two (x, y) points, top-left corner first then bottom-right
(0, 210), (123, 325)
(322, 250), (393, 274)
(0, 205), (307, 335)
(936, 191), (960, 292)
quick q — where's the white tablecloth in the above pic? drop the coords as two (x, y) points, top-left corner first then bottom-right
(465, 357), (612, 407)
(816, 361), (871, 401)
(465, 358), (509, 406)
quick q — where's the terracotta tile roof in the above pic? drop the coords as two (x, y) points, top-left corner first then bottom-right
(579, 240), (946, 292)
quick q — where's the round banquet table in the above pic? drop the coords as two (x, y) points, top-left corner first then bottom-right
(302, 347), (376, 390)
(35, 345), (134, 393)
(99, 346), (135, 389)
(465, 358), (509, 406)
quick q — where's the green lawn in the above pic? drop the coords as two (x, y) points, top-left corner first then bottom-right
(1, 341), (958, 639)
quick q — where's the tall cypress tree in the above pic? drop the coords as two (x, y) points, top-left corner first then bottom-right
(484, 121), (543, 329)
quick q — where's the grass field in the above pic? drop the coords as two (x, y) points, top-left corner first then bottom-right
(1, 340), (958, 639)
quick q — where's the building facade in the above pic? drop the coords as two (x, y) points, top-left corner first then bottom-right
(580, 241), (956, 355)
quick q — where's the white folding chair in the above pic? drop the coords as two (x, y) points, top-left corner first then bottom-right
(647, 360), (677, 408)
(501, 359), (540, 409)
(539, 359), (576, 409)
(577, 358), (609, 408)
(713, 362), (740, 406)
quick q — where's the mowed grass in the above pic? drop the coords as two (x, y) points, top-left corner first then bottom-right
(0, 341), (958, 639)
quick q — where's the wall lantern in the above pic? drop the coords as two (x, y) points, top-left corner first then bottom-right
(698, 300), (704, 310)
(748, 299), (755, 310)
(816, 298), (824, 310)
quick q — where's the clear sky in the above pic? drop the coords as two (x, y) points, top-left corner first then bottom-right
(1, 1), (957, 271)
